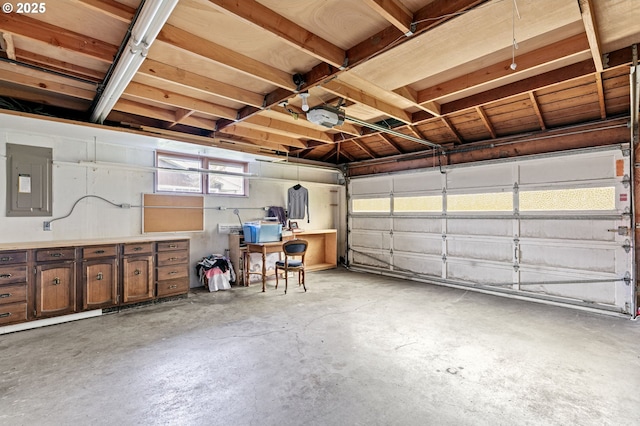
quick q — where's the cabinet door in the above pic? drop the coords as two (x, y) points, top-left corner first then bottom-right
(83, 259), (118, 310)
(122, 255), (154, 303)
(35, 262), (76, 318)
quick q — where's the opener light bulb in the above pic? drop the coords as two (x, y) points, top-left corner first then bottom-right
(300, 92), (310, 112)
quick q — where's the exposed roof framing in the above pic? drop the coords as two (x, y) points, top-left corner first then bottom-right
(0, 0), (637, 171)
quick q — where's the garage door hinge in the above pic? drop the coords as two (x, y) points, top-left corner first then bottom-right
(442, 233), (447, 240)
(389, 229), (393, 236)
(622, 174), (630, 188)
(513, 263), (520, 272)
(442, 254), (447, 262)
(513, 182), (519, 193)
(622, 147), (630, 157)
(624, 271), (631, 286)
(623, 239), (631, 253)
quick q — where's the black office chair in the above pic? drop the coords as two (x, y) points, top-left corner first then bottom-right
(275, 239), (308, 294)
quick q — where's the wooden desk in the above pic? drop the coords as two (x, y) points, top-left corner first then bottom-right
(244, 241), (284, 292)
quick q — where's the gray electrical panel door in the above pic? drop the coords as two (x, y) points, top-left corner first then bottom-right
(6, 143), (52, 217)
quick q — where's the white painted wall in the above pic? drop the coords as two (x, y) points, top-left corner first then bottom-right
(0, 113), (345, 287)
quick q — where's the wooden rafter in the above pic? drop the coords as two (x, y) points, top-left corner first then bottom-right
(441, 117), (462, 144)
(378, 133), (403, 154)
(579, 0), (604, 72)
(0, 85), (90, 110)
(393, 85), (440, 116)
(594, 72), (607, 119)
(169, 109), (195, 128)
(475, 106), (497, 138)
(14, 49), (104, 81)
(363, 0), (414, 35)
(157, 25), (296, 91)
(321, 80), (412, 124)
(415, 33), (590, 105)
(1, 32), (15, 60)
(206, 0), (345, 68)
(528, 91), (546, 130)
(351, 140), (377, 159)
(138, 59), (264, 108)
(124, 82), (238, 120)
(0, 66), (95, 100)
(0, 14), (117, 63)
(115, 99), (217, 130)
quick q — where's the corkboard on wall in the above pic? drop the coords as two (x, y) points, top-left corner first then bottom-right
(143, 194), (204, 233)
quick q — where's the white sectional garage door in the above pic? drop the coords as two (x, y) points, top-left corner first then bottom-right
(348, 148), (635, 316)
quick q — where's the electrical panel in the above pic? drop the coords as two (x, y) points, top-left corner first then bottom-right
(6, 143), (52, 217)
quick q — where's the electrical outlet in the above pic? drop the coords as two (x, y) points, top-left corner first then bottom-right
(43, 221), (52, 231)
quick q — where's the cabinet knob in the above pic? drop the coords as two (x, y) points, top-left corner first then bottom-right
(134, 269), (141, 275)
(94, 250), (105, 254)
(0, 293), (11, 298)
(0, 256), (13, 261)
(133, 247), (142, 251)
(53, 277), (61, 285)
(0, 312), (11, 318)
(0, 274), (11, 279)
(168, 257), (178, 261)
(50, 253), (63, 257)
(169, 285), (177, 289)
(169, 244), (177, 248)
(168, 271), (178, 275)
(97, 272), (103, 281)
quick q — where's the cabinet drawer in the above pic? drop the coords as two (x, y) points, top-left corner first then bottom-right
(0, 283), (27, 304)
(156, 278), (189, 297)
(157, 251), (189, 266)
(157, 264), (189, 281)
(83, 245), (118, 259)
(36, 248), (75, 262)
(157, 240), (189, 252)
(0, 302), (27, 325)
(0, 265), (28, 284)
(123, 242), (154, 255)
(0, 251), (28, 265)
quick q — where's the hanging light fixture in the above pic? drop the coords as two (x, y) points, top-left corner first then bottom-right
(299, 91), (310, 112)
(510, 0), (520, 71)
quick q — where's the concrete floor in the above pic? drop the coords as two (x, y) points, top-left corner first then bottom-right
(1, 268), (639, 425)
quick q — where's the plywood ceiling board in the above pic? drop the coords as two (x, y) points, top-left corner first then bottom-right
(350, 0), (582, 91)
(147, 41), (277, 95)
(31, 0), (131, 46)
(256, 0), (391, 50)
(592, 0), (640, 53)
(170, 0), (320, 74)
(338, 72), (416, 110)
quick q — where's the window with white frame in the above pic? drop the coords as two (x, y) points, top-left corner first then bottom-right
(156, 152), (248, 196)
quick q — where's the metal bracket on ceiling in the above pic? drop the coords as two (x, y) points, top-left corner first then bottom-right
(340, 57), (349, 71)
(404, 22), (417, 37)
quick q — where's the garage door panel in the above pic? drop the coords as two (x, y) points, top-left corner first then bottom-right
(352, 232), (390, 250)
(353, 250), (389, 268)
(447, 164), (513, 189)
(520, 243), (616, 273)
(448, 239), (513, 262)
(393, 217), (441, 233)
(519, 154), (613, 184)
(393, 173), (441, 193)
(394, 234), (441, 255)
(520, 220), (615, 241)
(352, 217), (392, 231)
(447, 261), (513, 284)
(351, 178), (392, 195)
(394, 254), (441, 276)
(447, 219), (512, 236)
(520, 270), (616, 305)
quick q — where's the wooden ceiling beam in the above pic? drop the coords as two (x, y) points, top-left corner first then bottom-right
(124, 81), (238, 120)
(114, 99), (217, 131)
(206, 0), (345, 68)
(441, 116), (462, 143)
(321, 146), (338, 163)
(475, 106), (496, 138)
(168, 108), (196, 128)
(0, 85), (90, 110)
(157, 25), (296, 91)
(14, 48), (105, 82)
(243, 115), (334, 144)
(217, 131), (291, 153)
(594, 72), (606, 119)
(77, 0), (135, 23)
(0, 14), (117, 63)
(321, 80), (412, 124)
(416, 33), (590, 105)
(222, 124), (308, 149)
(363, 0), (414, 35)
(378, 133), (403, 154)
(579, 0), (604, 72)
(1, 32), (15, 60)
(528, 91), (546, 130)
(393, 85), (440, 116)
(138, 59), (264, 108)
(0, 67), (95, 100)
(441, 59), (597, 115)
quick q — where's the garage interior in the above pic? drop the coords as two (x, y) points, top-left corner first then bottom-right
(1, 0), (639, 423)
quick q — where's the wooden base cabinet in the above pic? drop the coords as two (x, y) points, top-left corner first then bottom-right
(35, 262), (76, 318)
(0, 238), (190, 329)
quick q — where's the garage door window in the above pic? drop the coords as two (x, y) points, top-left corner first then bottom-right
(352, 198), (390, 213)
(520, 187), (615, 211)
(447, 192), (513, 212)
(394, 195), (442, 212)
